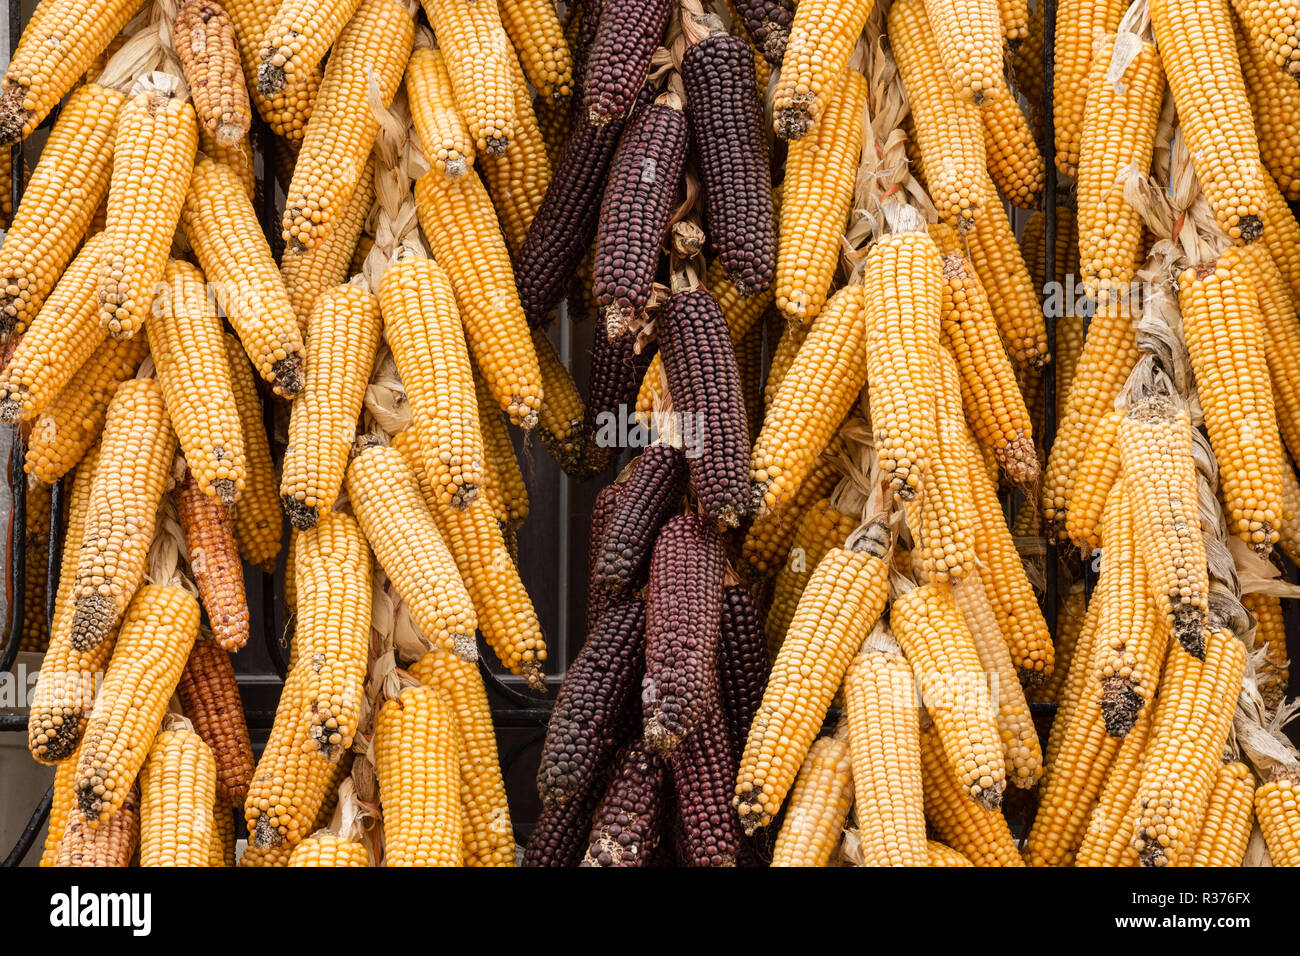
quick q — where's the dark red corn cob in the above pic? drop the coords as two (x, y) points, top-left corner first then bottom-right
(580, 739), (670, 866)
(523, 769), (607, 867)
(585, 481), (623, 633)
(582, 328), (656, 476)
(582, 0), (673, 126)
(593, 442), (688, 595)
(682, 34), (776, 296)
(716, 584), (768, 767)
(516, 83), (657, 328)
(642, 513), (727, 753)
(657, 288), (751, 528)
(537, 599), (647, 807)
(730, 0), (793, 65)
(593, 98), (690, 335)
(669, 678), (745, 866)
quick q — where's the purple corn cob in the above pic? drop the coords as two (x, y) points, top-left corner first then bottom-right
(516, 83), (657, 328)
(730, 0), (794, 65)
(593, 99), (690, 335)
(593, 442), (688, 595)
(537, 599), (646, 807)
(669, 677), (746, 866)
(523, 770), (607, 867)
(716, 584), (769, 767)
(642, 513), (727, 753)
(582, 328), (656, 476)
(582, 0), (673, 126)
(658, 288), (751, 528)
(580, 739), (670, 866)
(585, 482), (623, 632)
(682, 34), (776, 297)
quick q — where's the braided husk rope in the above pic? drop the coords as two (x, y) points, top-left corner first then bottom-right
(359, 85), (430, 298)
(145, 477), (201, 597)
(97, 0), (188, 95)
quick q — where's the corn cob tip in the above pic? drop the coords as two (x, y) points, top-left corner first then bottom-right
(70, 595), (115, 652)
(643, 716), (684, 755)
(762, 25), (789, 63)
(0, 84), (29, 146)
(537, 430), (584, 477)
(272, 354), (304, 398)
(972, 779), (1005, 811)
(28, 711), (83, 764)
(450, 483), (479, 510)
(485, 135), (510, 156)
(1238, 215), (1264, 244)
(1099, 676), (1143, 739)
(1174, 612), (1208, 660)
(0, 397), (21, 424)
(733, 787), (767, 835)
(749, 478), (773, 514)
(280, 494), (320, 531)
(444, 155), (468, 180)
(604, 304), (630, 342)
(522, 660), (547, 693)
(253, 814), (284, 849)
(255, 58), (287, 99)
(212, 478), (237, 507)
(997, 435), (1039, 486)
(774, 98), (814, 141)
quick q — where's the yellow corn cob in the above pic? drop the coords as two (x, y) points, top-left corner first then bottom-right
(415, 166), (543, 428)
(498, 0), (572, 99)
(924, 0), (1003, 104)
(1259, 163), (1300, 305)
(481, 50), (553, 256)
(1020, 203), (1079, 298)
(71, 378), (177, 652)
(843, 637), (929, 866)
(139, 726), (219, 867)
(1244, 591), (1289, 712)
(750, 285), (867, 513)
(1179, 250), (1285, 553)
(19, 477), (52, 654)
(41, 755), (80, 866)
(1040, 584), (1103, 779)
(927, 841), (975, 866)
(775, 69), (868, 322)
(531, 329), (584, 476)
(534, 92), (569, 171)
(1043, 299), (1139, 530)
(1073, 704), (1153, 867)
(1053, 0), (1128, 177)
(1151, 0), (1264, 243)
(410, 649), (515, 866)
(1188, 760), (1256, 867)
(0, 232), (109, 423)
(256, 0), (362, 100)
(56, 788), (140, 866)
(734, 521), (892, 832)
(891, 0), (985, 230)
(211, 800), (236, 866)
(771, 0), (874, 140)
(739, 451), (841, 584)
(96, 82), (199, 339)
(375, 684), (464, 866)
(770, 736), (855, 867)
(474, 369), (529, 527)
(281, 0), (413, 253)
(1231, 0), (1300, 79)
(174, 0), (253, 150)
(240, 753), (349, 863)
(764, 497), (859, 658)
(75, 584), (201, 824)
(1239, 246), (1300, 469)
(184, 156), (306, 398)
(221, 0), (319, 139)
(980, 76), (1043, 209)
(1132, 627), (1248, 866)
(282, 157), (374, 331)
(1256, 767), (1300, 865)
(287, 831), (368, 866)
(293, 510), (371, 758)
(347, 441), (478, 660)
(1237, 11), (1300, 200)
(175, 471), (250, 652)
(421, 0), (517, 155)
(224, 334), (282, 572)
(280, 285), (382, 528)
(764, 313), (809, 408)
(1055, 312), (1086, 429)
(407, 46), (475, 181)
(0, 0), (140, 143)
(379, 256), (484, 510)
(1077, 34), (1165, 300)
(1064, 409), (1122, 552)
(918, 720), (1025, 866)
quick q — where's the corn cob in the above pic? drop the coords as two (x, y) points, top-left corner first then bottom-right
(174, 0), (252, 151)
(739, 451), (840, 583)
(1237, 11), (1300, 200)
(407, 46), (473, 182)
(481, 52), (553, 258)
(288, 832), (368, 866)
(376, 685), (464, 866)
(280, 285), (382, 529)
(729, 0), (793, 64)
(775, 69), (867, 322)
(585, 483), (623, 632)
(18, 477), (52, 654)
(499, 0), (573, 99)
(928, 842), (975, 866)
(658, 288), (750, 527)
(0, 84), (119, 335)
(474, 369), (530, 526)
(256, 0), (362, 99)
(224, 334), (281, 571)
(409, 650), (514, 866)
(919, 720), (1025, 866)
(750, 285), (867, 513)
(1188, 761), (1256, 867)
(1064, 409), (1122, 552)
(379, 256), (483, 510)
(56, 788), (140, 867)
(716, 585), (769, 767)
(737, 318), (765, 444)
(524, 762), (608, 866)
(41, 757), (79, 866)
(1256, 767), (1300, 865)
(1052, 0), (1127, 176)
(670, 675), (745, 866)
(843, 636), (929, 866)
(980, 76), (1044, 209)
(0, 231), (109, 424)
(1231, 0), (1300, 78)
(765, 498), (858, 658)
(735, 520), (892, 832)
(515, 83), (655, 325)
(97, 81), (199, 339)
(1077, 34), (1164, 300)
(1244, 591), (1289, 711)
(211, 800), (236, 866)
(772, 0), (873, 140)
(530, 330), (584, 476)
(582, 330), (654, 476)
(1072, 704), (1152, 867)
(581, 739), (670, 866)
(594, 443), (688, 595)
(582, 0), (671, 127)
(139, 725), (218, 867)
(75, 584), (201, 824)
(176, 636), (254, 807)
(770, 736), (853, 867)
(1237, 247), (1300, 469)
(642, 514), (727, 753)
(1151, 0), (1264, 243)
(681, 33), (776, 296)
(421, 0), (517, 155)
(281, 0), (412, 252)
(174, 471), (248, 652)
(593, 97), (688, 332)
(415, 167), (543, 428)
(1180, 251), (1286, 554)
(1132, 627), (1248, 866)
(0, 0), (139, 144)
(70, 378), (176, 652)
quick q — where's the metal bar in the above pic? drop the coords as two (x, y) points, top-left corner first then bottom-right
(1, 784), (52, 868)
(1040, 0), (1060, 637)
